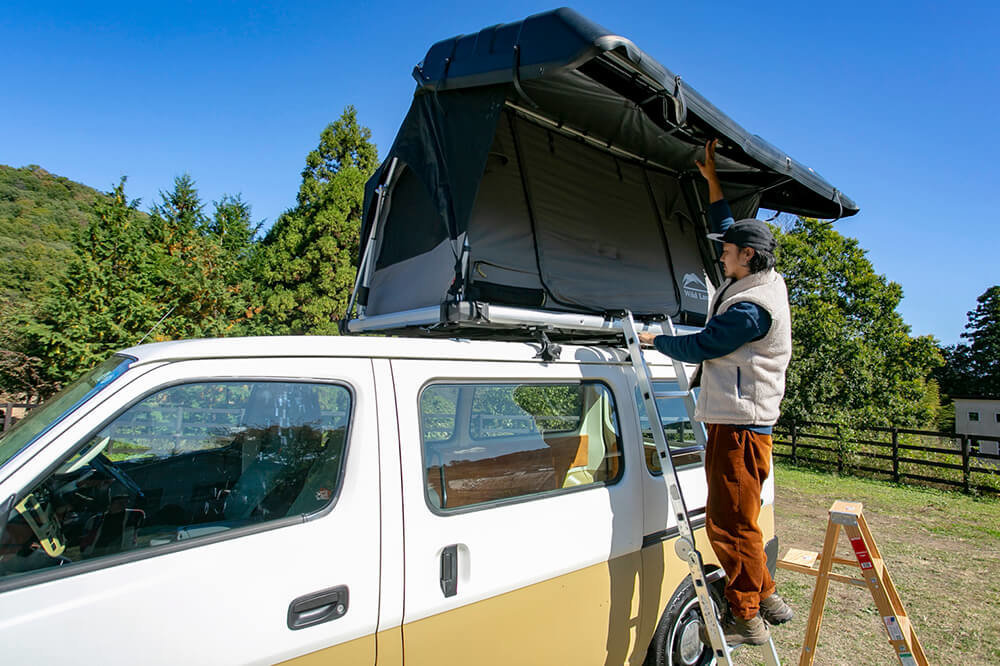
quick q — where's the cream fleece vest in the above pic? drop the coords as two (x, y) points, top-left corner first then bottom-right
(693, 269), (792, 426)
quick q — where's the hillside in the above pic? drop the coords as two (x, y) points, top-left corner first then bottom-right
(0, 164), (102, 309)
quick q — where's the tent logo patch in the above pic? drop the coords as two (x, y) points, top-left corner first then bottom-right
(682, 273), (709, 301)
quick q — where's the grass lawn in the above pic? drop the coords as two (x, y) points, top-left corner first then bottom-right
(735, 463), (1000, 665)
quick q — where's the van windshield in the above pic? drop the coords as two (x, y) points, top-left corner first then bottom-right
(0, 356), (133, 471)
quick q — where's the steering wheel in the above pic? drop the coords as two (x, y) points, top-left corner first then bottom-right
(93, 454), (145, 498)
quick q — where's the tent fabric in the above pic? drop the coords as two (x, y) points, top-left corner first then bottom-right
(367, 235), (462, 315)
(355, 7), (859, 330)
(361, 85), (506, 247)
(412, 7), (858, 220)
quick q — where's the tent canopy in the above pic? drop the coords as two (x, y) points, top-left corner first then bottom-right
(349, 7), (857, 338)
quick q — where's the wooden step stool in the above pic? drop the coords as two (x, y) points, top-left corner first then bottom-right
(777, 500), (927, 666)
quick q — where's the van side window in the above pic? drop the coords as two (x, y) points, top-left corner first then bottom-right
(421, 386), (458, 442)
(635, 382), (704, 473)
(0, 381), (350, 581)
(420, 381), (622, 511)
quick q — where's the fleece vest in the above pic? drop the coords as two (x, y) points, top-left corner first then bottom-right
(693, 269), (792, 426)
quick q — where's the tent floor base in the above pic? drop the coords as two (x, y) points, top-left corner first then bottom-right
(344, 301), (700, 344)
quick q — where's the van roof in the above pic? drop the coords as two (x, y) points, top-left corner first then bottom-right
(119, 334), (680, 369)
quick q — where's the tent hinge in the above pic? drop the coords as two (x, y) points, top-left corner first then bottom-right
(673, 75), (688, 126)
(446, 237), (470, 300)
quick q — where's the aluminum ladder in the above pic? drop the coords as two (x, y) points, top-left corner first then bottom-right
(620, 311), (780, 666)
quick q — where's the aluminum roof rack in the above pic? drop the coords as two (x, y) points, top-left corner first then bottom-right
(343, 301), (700, 345)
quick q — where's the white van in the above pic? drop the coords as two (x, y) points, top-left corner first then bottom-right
(0, 335), (776, 665)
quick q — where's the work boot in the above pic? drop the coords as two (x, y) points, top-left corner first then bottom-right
(759, 592), (794, 625)
(722, 613), (771, 646)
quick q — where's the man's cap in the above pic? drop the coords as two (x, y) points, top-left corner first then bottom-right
(706, 218), (776, 252)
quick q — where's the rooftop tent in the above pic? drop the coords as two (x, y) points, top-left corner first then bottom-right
(346, 7), (857, 339)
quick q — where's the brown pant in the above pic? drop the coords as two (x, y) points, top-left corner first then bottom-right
(705, 424), (775, 619)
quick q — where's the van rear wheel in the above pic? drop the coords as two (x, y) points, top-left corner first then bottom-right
(644, 577), (720, 666)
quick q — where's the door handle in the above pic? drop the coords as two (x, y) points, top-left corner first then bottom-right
(287, 585), (349, 630)
(440, 544), (458, 597)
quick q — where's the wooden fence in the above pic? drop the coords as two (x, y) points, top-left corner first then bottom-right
(774, 420), (1000, 494)
(1, 403), (34, 433)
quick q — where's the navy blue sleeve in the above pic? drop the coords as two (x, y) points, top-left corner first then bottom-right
(708, 199), (735, 234)
(653, 302), (772, 363)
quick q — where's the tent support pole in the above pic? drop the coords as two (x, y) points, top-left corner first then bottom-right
(680, 174), (724, 290)
(727, 176), (793, 211)
(349, 157), (398, 318)
(505, 101), (681, 177)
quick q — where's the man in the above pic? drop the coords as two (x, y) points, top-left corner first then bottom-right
(638, 139), (794, 646)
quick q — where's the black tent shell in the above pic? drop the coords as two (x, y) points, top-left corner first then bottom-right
(347, 7), (858, 340)
(411, 7), (856, 220)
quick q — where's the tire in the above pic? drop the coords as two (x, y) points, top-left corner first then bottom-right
(644, 576), (723, 666)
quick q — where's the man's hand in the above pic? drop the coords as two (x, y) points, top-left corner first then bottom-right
(695, 138), (717, 179)
(695, 138), (724, 203)
(638, 332), (657, 347)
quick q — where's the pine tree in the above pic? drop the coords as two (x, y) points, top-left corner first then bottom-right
(17, 177), (264, 391)
(257, 107), (378, 335)
(150, 172), (207, 239)
(19, 179), (165, 388)
(938, 286), (1000, 398)
(147, 176), (259, 341)
(210, 194), (260, 261)
(210, 194), (264, 332)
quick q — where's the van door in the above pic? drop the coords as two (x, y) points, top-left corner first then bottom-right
(0, 357), (380, 665)
(391, 358), (644, 665)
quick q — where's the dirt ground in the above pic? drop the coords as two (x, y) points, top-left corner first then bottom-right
(733, 464), (1000, 665)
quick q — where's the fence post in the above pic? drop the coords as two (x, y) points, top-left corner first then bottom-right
(790, 420), (798, 464)
(836, 424), (844, 474)
(891, 427), (900, 483)
(961, 434), (971, 493)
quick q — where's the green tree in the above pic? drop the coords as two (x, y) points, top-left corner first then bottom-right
(257, 107), (378, 335)
(18, 179), (165, 389)
(0, 164), (111, 336)
(210, 194), (261, 260)
(15, 176), (264, 393)
(146, 176), (261, 341)
(150, 172), (206, 239)
(937, 286), (1000, 399)
(776, 218), (943, 427)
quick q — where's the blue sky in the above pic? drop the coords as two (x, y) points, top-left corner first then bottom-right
(3, 2), (998, 345)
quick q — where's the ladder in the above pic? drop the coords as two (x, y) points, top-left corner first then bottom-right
(621, 311), (780, 666)
(777, 501), (927, 666)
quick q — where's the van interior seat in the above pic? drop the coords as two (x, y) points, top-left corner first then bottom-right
(426, 433), (559, 509)
(226, 384), (325, 520)
(543, 433), (591, 488)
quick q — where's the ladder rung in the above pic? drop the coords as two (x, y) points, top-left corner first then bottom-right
(653, 390), (690, 399)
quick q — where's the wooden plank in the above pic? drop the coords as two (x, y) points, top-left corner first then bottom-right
(781, 548), (818, 568)
(853, 512), (928, 665)
(898, 471), (964, 487)
(897, 457), (963, 470)
(830, 500), (862, 517)
(776, 560), (866, 588)
(897, 443), (962, 455)
(798, 509), (842, 666)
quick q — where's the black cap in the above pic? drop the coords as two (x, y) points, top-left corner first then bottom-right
(706, 218), (776, 252)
